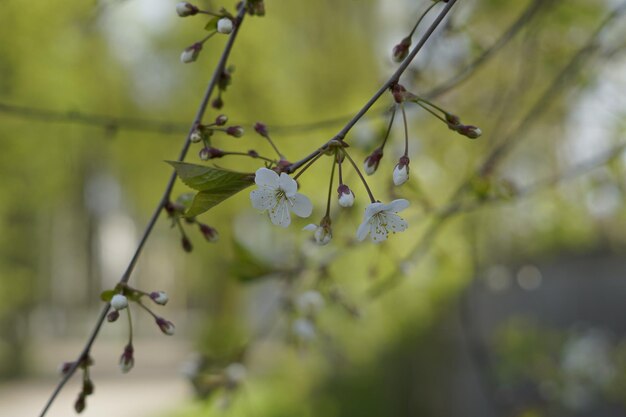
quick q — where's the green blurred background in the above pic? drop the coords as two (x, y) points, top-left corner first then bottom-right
(1, 0), (626, 416)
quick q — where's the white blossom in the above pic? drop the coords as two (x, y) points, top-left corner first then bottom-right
(250, 167), (313, 228)
(217, 18), (234, 34)
(224, 363), (247, 385)
(110, 294), (128, 311)
(303, 223), (332, 245)
(292, 318), (316, 341)
(356, 199), (409, 243)
(296, 290), (325, 315)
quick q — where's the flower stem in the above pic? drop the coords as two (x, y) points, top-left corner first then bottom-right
(126, 308), (133, 345)
(325, 158), (337, 216)
(401, 104), (409, 157)
(264, 134), (285, 160)
(408, 0), (441, 38)
(293, 151), (323, 180)
(342, 150), (376, 203)
(380, 106), (397, 151)
(221, 151), (276, 164)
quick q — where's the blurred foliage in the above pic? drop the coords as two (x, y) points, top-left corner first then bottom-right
(0, 0), (625, 415)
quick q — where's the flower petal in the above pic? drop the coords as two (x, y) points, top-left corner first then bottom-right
(381, 212), (408, 233)
(303, 224), (318, 231)
(250, 188), (276, 210)
(363, 202), (385, 222)
(387, 199), (410, 213)
(356, 220), (370, 241)
(290, 193), (313, 218)
(278, 173), (298, 196)
(254, 167), (279, 187)
(369, 216), (389, 243)
(269, 200), (291, 227)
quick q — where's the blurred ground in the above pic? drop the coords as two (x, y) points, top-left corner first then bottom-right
(0, 337), (192, 417)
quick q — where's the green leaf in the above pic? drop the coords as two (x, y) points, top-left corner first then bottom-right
(100, 290), (115, 302)
(167, 161), (255, 217)
(204, 16), (220, 31)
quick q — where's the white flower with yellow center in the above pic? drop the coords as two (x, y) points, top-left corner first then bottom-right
(250, 168), (313, 227)
(356, 199), (409, 243)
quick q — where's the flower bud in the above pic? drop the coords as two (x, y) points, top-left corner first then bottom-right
(392, 37), (411, 62)
(119, 344), (134, 373)
(363, 148), (383, 175)
(176, 2), (198, 17)
(156, 317), (176, 336)
(337, 184), (355, 207)
(107, 310), (120, 322)
(445, 113), (461, 127)
(215, 114), (228, 126)
(58, 361), (75, 376)
(248, 149), (259, 158)
(292, 318), (316, 341)
(198, 223), (219, 242)
(224, 363), (247, 387)
(212, 97), (224, 109)
(190, 129), (203, 143)
(254, 122), (268, 137)
(217, 18), (234, 34)
(180, 43), (202, 64)
(303, 220), (332, 246)
(458, 124), (482, 139)
(150, 291), (169, 306)
(226, 126), (244, 138)
(181, 236), (193, 253)
(392, 156), (410, 186)
(296, 290), (325, 315)
(110, 294), (128, 311)
(74, 393), (86, 413)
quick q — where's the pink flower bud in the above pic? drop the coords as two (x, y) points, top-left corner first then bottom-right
(198, 223), (219, 242)
(181, 236), (193, 253)
(215, 114), (228, 126)
(119, 344), (134, 373)
(457, 124), (482, 139)
(107, 310), (120, 322)
(150, 291), (169, 306)
(156, 317), (176, 336)
(392, 37), (411, 62)
(226, 126), (244, 138)
(254, 122), (268, 137)
(363, 148), (383, 175)
(212, 97), (224, 109)
(337, 184), (355, 207)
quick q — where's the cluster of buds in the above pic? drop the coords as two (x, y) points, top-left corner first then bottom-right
(58, 356), (94, 414)
(446, 113), (482, 139)
(177, 3), (237, 64)
(165, 194), (220, 252)
(101, 283), (175, 377)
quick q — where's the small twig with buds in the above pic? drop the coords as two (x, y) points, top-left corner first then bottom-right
(39, 5), (248, 417)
